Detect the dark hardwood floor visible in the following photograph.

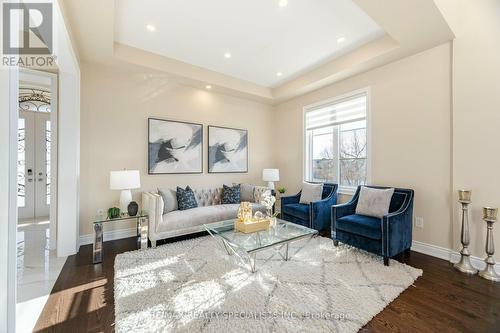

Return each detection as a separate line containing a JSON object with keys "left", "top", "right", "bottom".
{"left": 33, "top": 235, "right": 500, "bottom": 333}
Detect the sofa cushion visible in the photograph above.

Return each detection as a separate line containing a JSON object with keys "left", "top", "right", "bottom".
{"left": 176, "top": 186, "right": 198, "bottom": 210}
{"left": 283, "top": 203, "right": 310, "bottom": 221}
{"left": 355, "top": 186, "right": 394, "bottom": 218}
{"left": 336, "top": 214, "right": 381, "bottom": 240}
{"left": 157, "top": 203, "right": 267, "bottom": 233}
{"left": 221, "top": 184, "right": 241, "bottom": 204}
{"left": 158, "top": 188, "right": 178, "bottom": 214}
{"left": 299, "top": 182, "right": 323, "bottom": 204}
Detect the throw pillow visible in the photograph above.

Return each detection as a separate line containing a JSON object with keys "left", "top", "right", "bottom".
{"left": 355, "top": 186, "right": 395, "bottom": 218}
{"left": 239, "top": 183, "right": 255, "bottom": 202}
{"left": 254, "top": 185, "right": 270, "bottom": 203}
{"left": 158, "top": 188, "right": 178, "bottom": 214}
{"left": 299, "top": 182, "right": 323, "bottom": 204}
{"left": 221, "top": 184, "right": 241, "bottom": 204}
{"left": 176, "top": 186, "right": 198, "bottom": 210}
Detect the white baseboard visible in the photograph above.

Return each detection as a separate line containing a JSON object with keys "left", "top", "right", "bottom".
{"left": 79, "top": 227, "right": 137, "bottom": 247}
{"left": 411, "top": 240, "right": 500, "bottom": 272}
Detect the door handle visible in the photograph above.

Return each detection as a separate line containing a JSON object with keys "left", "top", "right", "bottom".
{"left": 27, "top": 178, "right": 33, "bottom": 182}
{"left": 38, "top": 178, "right": 44, "bottom": 182}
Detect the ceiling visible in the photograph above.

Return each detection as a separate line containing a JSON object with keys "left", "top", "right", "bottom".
{"left": 62, "top": 0, "right": 455, "bottom": 104}
{"left": 114, "top": 0, "right": 385, "bottom": 87}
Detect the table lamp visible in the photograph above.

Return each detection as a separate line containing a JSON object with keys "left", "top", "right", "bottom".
{"left": 262, "top": 168, "right": 279, "bottom": 190}
{"left": 110, "top": 170, "right": 141, "bottom": 213}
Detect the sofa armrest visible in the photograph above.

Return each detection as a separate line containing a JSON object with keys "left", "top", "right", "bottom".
{"left": 281, "top": 192, "right": 301, "bottom": 206}
{"left": 142, "top": 192, "right": 164, "bottom": 241}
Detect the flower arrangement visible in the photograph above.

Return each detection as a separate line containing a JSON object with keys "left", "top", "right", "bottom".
{"left": 260, "top": 190, "right": 277, "bottom": 217}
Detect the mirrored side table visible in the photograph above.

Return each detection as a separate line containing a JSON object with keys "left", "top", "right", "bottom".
{"left": 92, "top": 212, "right": 149, "bottom": 264}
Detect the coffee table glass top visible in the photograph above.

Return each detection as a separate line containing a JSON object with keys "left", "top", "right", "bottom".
{"left": 204, "top": 218, "right": 318, "bottom": 253}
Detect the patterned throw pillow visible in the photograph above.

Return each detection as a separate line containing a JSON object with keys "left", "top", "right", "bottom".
{"left": 221, "top": 184, "right": 241, "bottom": 204}
{"left": 176, "top": 186, "right": 198, "bottom": 210}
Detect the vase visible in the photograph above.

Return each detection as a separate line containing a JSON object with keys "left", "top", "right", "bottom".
{"left": 127, "top": 201, "right": 139, "bottom": 216}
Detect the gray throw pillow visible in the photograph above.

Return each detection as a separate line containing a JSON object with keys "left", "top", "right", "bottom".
{"left": 158, "top": 188, "right": 178, "bottom": 214}
{"left": 240, "top": 183, "right": 255, "bottom": 202}
{"left": 355, "top": 186, "right": 395, "bottom": 218}
{"left": 299, "top": 182, "right": 323, "bottom": 204}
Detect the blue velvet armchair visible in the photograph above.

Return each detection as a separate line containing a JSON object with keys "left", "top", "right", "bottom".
{"left": 281, "top": 183, "right": 338, "bottom": 231}
{"left": 331, "top": 186, "right": 414, "bottom": 266}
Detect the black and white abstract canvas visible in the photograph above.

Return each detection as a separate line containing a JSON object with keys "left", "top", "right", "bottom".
{"left": 148, "top": 118, "right": 203, "bottom": 174}
{"left": 208, "top": 126, "right": 248, "bottom": 173}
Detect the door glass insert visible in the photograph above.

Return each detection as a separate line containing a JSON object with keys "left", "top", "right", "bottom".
{"left": 17, "top": 118, "right": 26, "bottom": 208}
{"left": 46, "top": 120, "right": 51, "bottom": 205}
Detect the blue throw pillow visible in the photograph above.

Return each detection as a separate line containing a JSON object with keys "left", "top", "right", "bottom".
{"left": 221, "top": 184, "right": 241, "bottom": 204}
{"left": 176, "top": 186, "right": 198, "bottom": 210}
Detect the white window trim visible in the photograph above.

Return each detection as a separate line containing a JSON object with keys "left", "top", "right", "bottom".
{"left": 302, "top": 87, "right": 372, "bottom": 196}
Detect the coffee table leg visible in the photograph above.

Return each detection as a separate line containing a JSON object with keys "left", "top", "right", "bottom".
{"left": 249, "top": 253, "right": 257, "bottom": 273}
{"left": 284, "top": 243, "right": 289, "bottom": 261}
{"left": 93, "top": 222, "right": 103, "bottom": 264}
{"left": 222, "top": 240, "right": 233, "bottom": 255}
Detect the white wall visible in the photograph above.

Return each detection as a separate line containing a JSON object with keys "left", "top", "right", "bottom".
{"left": 448, "top": 0, "right": 500, "bottom": 258}
{"left": 79, "top": 62, "right": 275, "bottom": 237}
{"left": 273, "top": 44, "right": 453, "bottom": 250}
{"left": 54, "top": 0, "right": 81, "bottom": 256}
{"left": 0, "top": 66, "right": 17, "bottom": 333}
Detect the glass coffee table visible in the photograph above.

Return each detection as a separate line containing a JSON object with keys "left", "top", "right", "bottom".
{"left": 204, "top": 218, "right": 318, "bottom": 273}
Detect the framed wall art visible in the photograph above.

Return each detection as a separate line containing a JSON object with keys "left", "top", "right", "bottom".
{"left": 208, "top": 125, "right": 248, "bottom": 173}
{"left": 148, "top": 118, "right": 203, "bottom": 174}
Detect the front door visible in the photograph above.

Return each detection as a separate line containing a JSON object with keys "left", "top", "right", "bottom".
{"left": 18, "top": 110, "right": 51, "bottom": 220}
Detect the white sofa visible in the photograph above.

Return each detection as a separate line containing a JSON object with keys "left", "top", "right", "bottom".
{"left": 142, "top": 186, "right": 270, "bottom": 247}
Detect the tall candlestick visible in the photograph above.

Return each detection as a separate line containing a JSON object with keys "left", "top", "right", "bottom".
{"left": 478, "top": 207, "right": 500, "bottom": 282}
{"left": 454, "top": 190, "right": 477, "bottom": 274}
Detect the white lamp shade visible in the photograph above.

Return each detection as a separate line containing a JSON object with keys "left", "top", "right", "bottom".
{"left": 109, "top": 170, "right": 141, "bottom": 190}
{"left": 262, "top": 168, "right": 280, "bottom": 182}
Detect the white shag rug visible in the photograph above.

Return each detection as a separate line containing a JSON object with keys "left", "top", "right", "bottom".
{"left": 114, "top": 236, "right": 422, "bottom": 333}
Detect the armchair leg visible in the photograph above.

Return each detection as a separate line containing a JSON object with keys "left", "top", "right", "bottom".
{"left": 383, "top": 256, "right": 389, "bottom": 266}
{"left": 333, "top": 240, "right": 339, "bottom": 246}
{"left": 151, "top": 240, "right": 157, "bottom": 248}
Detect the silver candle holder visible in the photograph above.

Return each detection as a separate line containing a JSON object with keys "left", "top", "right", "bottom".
{"left": 454, "top": 190, "right": 477, "bottom": 274}
{"left": 478, "top": 207, "right": 500, "bottom": 282}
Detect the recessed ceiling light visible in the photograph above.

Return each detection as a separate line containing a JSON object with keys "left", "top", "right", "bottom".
{"left": 337, "top": 37, "right": 346, "bottom": 43}
{"left": 146, "top": 24, "right": 156, "bottom": 32}
{"left": 279, "top": 0, "right": 288, "bottom": 8}
{"left": 276, "top": 72, "right": 283, "bottom": 77}
{"left": 205, "top": 85, "right": 212, "bottom": 90}
{"left": 224, "top": 52, "right": 232, "bottom": 59}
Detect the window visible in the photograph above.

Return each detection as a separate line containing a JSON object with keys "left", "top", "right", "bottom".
{"left": 304, "top": 91, "right": 368, "bottom": 193}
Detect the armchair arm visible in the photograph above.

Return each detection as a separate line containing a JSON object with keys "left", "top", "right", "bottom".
{"left": 331, "top": 199, "right": 358, "bottom": 238}
{"left": 382, "top": 195, "right": 414, "bottom": 257}
{"left": 281, "top": 191, "right": 301, "bottom": 206}
{"left": 310, "top": 191, "right": 338, "bottom": 230}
